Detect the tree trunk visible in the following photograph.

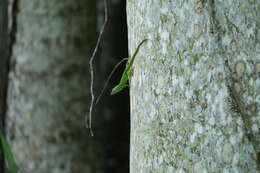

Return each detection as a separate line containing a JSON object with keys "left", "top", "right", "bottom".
{"left": 128, "top": 0, "right": 259, "bottom": 172}
{"left": 6, "top": 0, "right": 105, "bottom": 172}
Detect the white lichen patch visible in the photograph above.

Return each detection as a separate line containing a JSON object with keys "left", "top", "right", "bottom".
{"left": 190, "top": 132, "right": 197, "bottom": 143}
{"left": 167, "top": 166, "right": 175, "bottom": 172}
{"left": 177, "top": 168, "right": 185, "bottom": 173}
{"left": 208, "top": 116, "right": 216, "bottom": 125}
{"left": 194, "top": 24, "right": 202, "bottom": 39}
{"left": 222, "top": 143, "right": 233, "bottom": 163}
{"left": 234, "top": 82, "right": 242, "bottom": 93}
{"left": 222, "top": 34, "right": 232, "bottom": 46}
{"left": 195, "top": 0, "right": 204, "bottom": 13}
{"left": 230, "top": 40, "right": 238, "bottom": 52}
{"left": 229, "top": 135, "right": 238, "bottom": 146}
{"left": 195, "top": 123, "right": 204, "bottom": 134}
{"left": 194, "top": 161, "right": 208, "bottom": 173}
{"left": 235, "top": 61, "right": 246, "bottom": 78}
{"left": 232, "top": 153, "right": 240, "bottom": 167}
{"left": 193, "top": 161, "right": 202, "bottom": 173}
{"left": 236, "top": 117, "right": 243, "bottom": 126}
{"left": 145, "top": 104, "right": 157, "bottom": 123}
{"left": 211, "top": 85, "right": 229, "bottom": 116}
{"left": 251, "top": 124, "right": 259, "bottom": 133}
{"left": 255, "top": 62, "right": 260, "bottom": 73}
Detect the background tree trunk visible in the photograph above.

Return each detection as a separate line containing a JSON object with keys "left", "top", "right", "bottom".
{"left": 128, "top": 0, "right": 259, "bottom": 172}
{"left": 6, "top": 0, "right": 106, "bottom": 172}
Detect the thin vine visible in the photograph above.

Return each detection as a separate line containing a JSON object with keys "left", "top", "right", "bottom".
{"left": 87, "top": 0, "right": 108, "bottom": 136}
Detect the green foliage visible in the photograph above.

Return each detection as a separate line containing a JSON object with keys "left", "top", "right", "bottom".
{"left": 0, "top": 131, "right": 18, "bottom": 173}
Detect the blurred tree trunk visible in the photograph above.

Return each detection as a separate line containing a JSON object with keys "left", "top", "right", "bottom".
{"left": 128, "top": 0, "right": 259, "bottom": 172}
{"left": 0, "top": 0, "right": 8, "bottom": 171}
{"left": 6, "top": 0, "right": 106, "bottom": 172}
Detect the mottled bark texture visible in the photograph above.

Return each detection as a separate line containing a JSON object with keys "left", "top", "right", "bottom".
{"left": 0, "top": 0, "right": 8, "bottom": 171}
{"left": 128, "top": 0, "right": 259, "bottom": 172}
{"left": 6, "top": 0, "right": 105, "bottom": 172}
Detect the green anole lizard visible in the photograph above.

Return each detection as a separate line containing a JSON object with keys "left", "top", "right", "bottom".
{"left": 111, "top": 39, "right": 148, "bottom": 95}
{"left": 90, "top": 39, "right": 148, "bottom": 136}
{"left": 0, "top": 131, "right": 18, "bottom": 173}
{"left": 95, "top": 39, "right": 148, "bottom": 104}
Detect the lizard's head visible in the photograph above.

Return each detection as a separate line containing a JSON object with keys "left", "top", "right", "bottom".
{"left": 111, "top": 85, "right": 124, "bottom": 95}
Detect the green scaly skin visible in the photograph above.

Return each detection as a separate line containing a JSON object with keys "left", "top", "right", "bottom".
{"left": 111, "top": 39, "right": 148, "bottom": 95}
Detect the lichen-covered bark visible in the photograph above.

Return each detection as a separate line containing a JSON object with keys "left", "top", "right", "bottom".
{"left": 128, "top": 0, "right": 259, "bottom": 172}
{"left": 6, "top": 0, "right": 105, "bottom": 172}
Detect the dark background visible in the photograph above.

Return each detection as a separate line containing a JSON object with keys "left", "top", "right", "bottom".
{"left": 97, "top": 0, "right": 130, "bottom": 172}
